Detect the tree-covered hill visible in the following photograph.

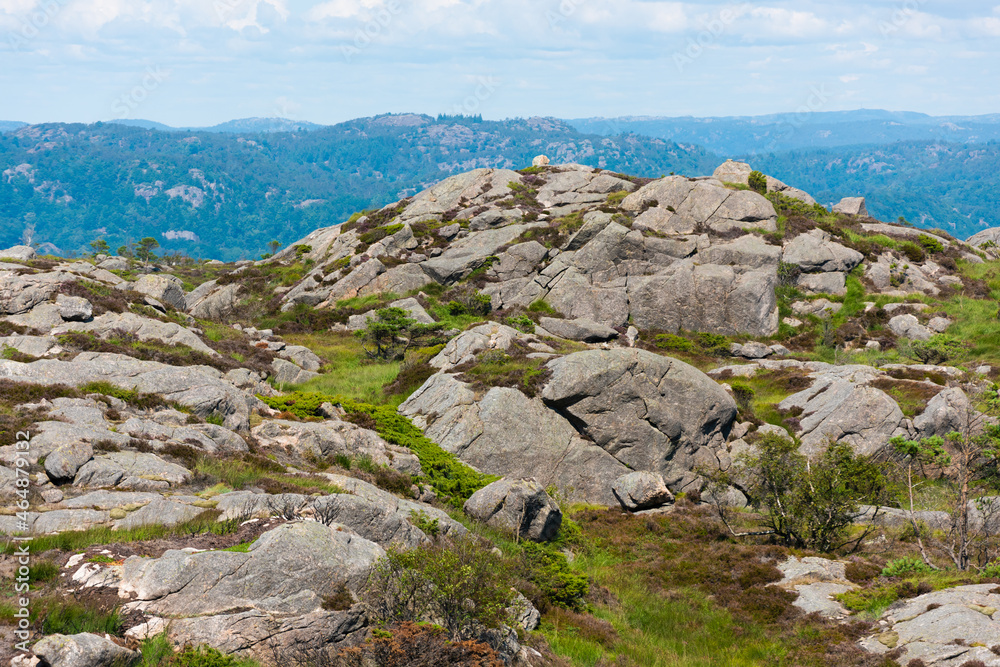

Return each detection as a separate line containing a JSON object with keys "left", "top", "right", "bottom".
{"left": 749, "top": 140, "right": 1000, "bottom": 238}
{"left": 0, "top": 115, "right": 716, "bottom": 261}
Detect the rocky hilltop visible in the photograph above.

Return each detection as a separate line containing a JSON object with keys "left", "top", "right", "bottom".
{"left": 4, "top": 159, "right": 1000, "bottom": 666}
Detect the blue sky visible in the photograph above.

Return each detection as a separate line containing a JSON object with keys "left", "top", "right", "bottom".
{"left": 1, "top": 0, "right": 998, "bottom": 126}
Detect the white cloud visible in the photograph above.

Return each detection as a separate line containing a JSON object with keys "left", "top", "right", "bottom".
{"left": 839, "top": 74, "right": 859, "bottom": 83}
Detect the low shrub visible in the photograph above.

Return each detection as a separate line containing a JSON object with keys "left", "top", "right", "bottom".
{"left": 364, "top": 539, "right": 519, "bottom": 641}
{"left": 654, "top": 334, "right": 695, "bottom": 352}
{"left": 882, "top": 557, "right": 934, "bottom": 578}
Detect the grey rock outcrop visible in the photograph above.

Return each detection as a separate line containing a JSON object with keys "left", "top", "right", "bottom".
{"left": 913, "top": 387, "right": 970, "bottom": 439}
{"left": 861, "top": 584, "right": 1000, "bottom": 665}
{"left": 833, "top": 197, "right": 868, "bottom": 217}
{"left": 53, "top": 312, "right": 216, "bottom": 355}
{"left": 782, "top": 229, "right": 863, "bottom": 273}
{"left": 538, "top": 316, "right": 618, "bottom": 343}
{"left": 628, "top": 260, "right": 779, "bottom": 336}
{"left": 612, "top": 471, "right": 674, "bottom": 511}
{"left": 400, "top": 373, "right": 628, "bottom": 504}
{"left": 778, "top": 375, "right": 903, "bottom": 457}
{"left": 542, "top": 349, "right": 737, "bottom": 490}
{"left": 464, "top": 478, "right": 562, "bottom": 542}
{"left": 132, "top": 274, "right": 187, "bottom": 311}
{"left": 120, "top": 522, "right": 384, "bottom": 616}
{"left": 74, "top": 452, "right": 192, "bottom": 490}
{"left": 32, "top": 633, "right": 138, "bottom": 667}
{"left": 0, "top": 353, "right": 260, "bottom": 431}
{"left": 270, "top": 358, "right": 319, "bottom": 385}
{"left": 44, "top": 442, "right": 94, "bottom": 484}
{"left": 187, "top": 283, "right": 242, "bottom": 320}
{"left": 55, "top": 294, "right": 93, "bottom": 322}
{"left": 0, "top": 245, "right": 37, "bottom": 262}
{"left": 888, "top": 314, "right": 934, "bottom": 341}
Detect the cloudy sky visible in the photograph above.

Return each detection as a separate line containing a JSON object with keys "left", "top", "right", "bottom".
{"left": 1, "top": 0, "right": 998, "bottom": 126}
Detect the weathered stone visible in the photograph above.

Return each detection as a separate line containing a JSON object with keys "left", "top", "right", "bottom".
{"left": 188, "top": 283, "right": 242, "bottom": 320}
{"left": 32, "top": 633, "right": 138, "bottom": 667}
{"left": 132, "top": 274, "right": 187, "bottom": 310}
{"left": 833, "top": 197, "right": 868, "bottom": 216}
{"left": 251, "top": 419, "right": 401, "bottom": 470}
{"left": 778, "top": 377, "right": 903, "bottom": 457}
{"left": 913, "top": 387, "right": 969, "bottom": 439}
{"left": 114, "top": 499, "right": 209, "bottom": 530}
{"left": 119, "top": 522, "right": 385, "bottom": 616}
{"left": 782, "top": 229, "right": 864, "bottom": 273}
{"left": 611, "top": 471, "right": 673, "bottom": 511}
{"left": 464, "top": 478, "right": 562, "bottom": 542}
{"left": 55, "top": 294, "right": 93, "bottom": 322}
{"left": 44, "top": 441, "right": 94, "bottom": 484}
{"left": 796, "top": 271, "right": 847, "bottom": 296}
{"left": 888, "top": 314, "right": 934, "bottom": 341}
{"left": 541, "top": 349, "right": 736, "bottom": 490}
{"left": 629, "top": 260, "right": 779, "bottom": 336}
{"left": 53, "top": 312, "right": 216, "bottom": 356}
{"left": 74, "top": 452, "right": 192, "bottom": 490}
{"left": 421, "top": 224, "right": 542, "bottom": 284}
{"left": 271, "top": 358, "right": 320, "bottom": 385}
{"left": 0, "top": 245, "right": 36, "bottom": 262}
{"left": 0, "top": 353, "right": 258, "bottom": 431}
{"left": 699, "top": 235, "right": 781, "bottom": 269}
{"left": 400, "top": 374, "right": 628, "bottom": 504}
{"left": 538, "top": 317, "right": 618, "bottom": 343}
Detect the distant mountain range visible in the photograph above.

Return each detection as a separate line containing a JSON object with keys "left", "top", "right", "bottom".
{"left": 110, "top": 117, "right": 326, "bottom": 134}
{"left": 0, "top": 121, "right": 27, "bottom": 133}
{"left": 566, "top": 109, "right": 1000, "bottom": 155}
{"left": 3, "top": 110, "right": 1000, "bottom": 259}
{"left": 0, "top": 115, "right": 714, "bottom": 260}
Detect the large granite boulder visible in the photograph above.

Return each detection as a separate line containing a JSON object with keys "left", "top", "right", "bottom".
{"left": 0, "top": 245, "right": 36, "bottom": 262}
{"left": 782, "top": 229, "right": 864, "bottom": 273}
{"left": 400, "top": 374, "right": 628, "bottom": 504}
{"left": 628, "top": 260, "right": 779, "bottom": 336}
{"left": 464, "top": 478, "right": 562, "bottom": 542}
{"left": 778, "top": 375, "right": 903, "bottom": 457}
{"left": 541, "top": 349, "right": 737, "bottom": 490}
{"left": 44, "top": 442, "right": 94, "bottom": 484}
{"left": 861, "top": 584, "right": 1000, "bottom": 665}
{"left": 32, "top": 633, "right": 138, "bottom": 667}
{"left": 0, "top": 353, "right": 259, "bottom": 431}
{"left": 833, "top": 197, "right": 868, "bottom": 217}
{"left": 132, "top": 274, "right": 187, "bottom": 310}
{"left": 120, "top": 521, "right": 384, "bottom": 617}
{"left": 53, "top": 312, "right": 216, "bottom": 355}
{"left": 187, "top": 283, "right": 242, "bottom": 320}
{"left": 612, "top": 471, "right": 674, "bottom": 511}
{"left": 913, "top": 387, "right": 971, "bottom": 439}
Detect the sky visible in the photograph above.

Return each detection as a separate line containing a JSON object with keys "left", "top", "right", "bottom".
{"left": 1, "top": 0, "right": 999, "bottom": 126}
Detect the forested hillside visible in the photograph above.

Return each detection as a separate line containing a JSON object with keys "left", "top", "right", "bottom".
{"left": 0, "top": 115, "right": 715, "bottom": 260}
{"left": 750, "top": 140, "right": 1000, "bottom": 238}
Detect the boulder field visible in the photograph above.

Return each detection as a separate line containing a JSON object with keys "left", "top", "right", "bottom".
{"left": 3, "top": 158, "right": 999, "bottom": 666}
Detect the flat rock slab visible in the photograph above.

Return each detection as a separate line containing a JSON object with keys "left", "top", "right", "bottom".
{"left": 113, "top": 499, "right": 209, "bottom": 530}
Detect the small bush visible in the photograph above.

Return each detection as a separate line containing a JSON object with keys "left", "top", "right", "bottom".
{"left": 655, "top": 334, "right": 694, "bottom": 352}
{"left": 364, "top": 539, "right": 519, "bottom": 641}
{"left": 748, "top": 170, "right": 767, "bottom": 195}
{"left": 881, "top": 557, "right": 933, "bottom": 578}
{"left": 29, "top": 560, "right": 60, "bottom": 583}
{"left": 900, "top": 241, "right": 926, "bottom": 263}
{"left": 505, "top": 315, "right": 536, "bottom": 333}
{"left": 918, "top": 234, "right": 945, "bottom": 254}
{"left": 527, "top": 299, "right": 557, "bottom": 315}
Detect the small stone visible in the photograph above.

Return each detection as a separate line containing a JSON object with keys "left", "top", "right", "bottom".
{"left": 783, "top": 317, "right": 803, "bottom": 328}
{"left": 532, "top": 155, "right": 550, "bottom": 167}
{"left": 866, "top": 341, "right": 882, "bottom": 351}
{"left": 41, "top": 488, "right": 64, "bottom": 504}
{"left": 928, "top": 317, "right": 952, "bottom": 333}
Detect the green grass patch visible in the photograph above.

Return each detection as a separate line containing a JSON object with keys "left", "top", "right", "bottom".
{"left": 282, "top": 331, "right": 403, "bottom": 404}
{"left": 258, "top": 392, "right": 495, "bottom": 505}
{"left": 42, "top": 602, "right": 123, "bottom": 636}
